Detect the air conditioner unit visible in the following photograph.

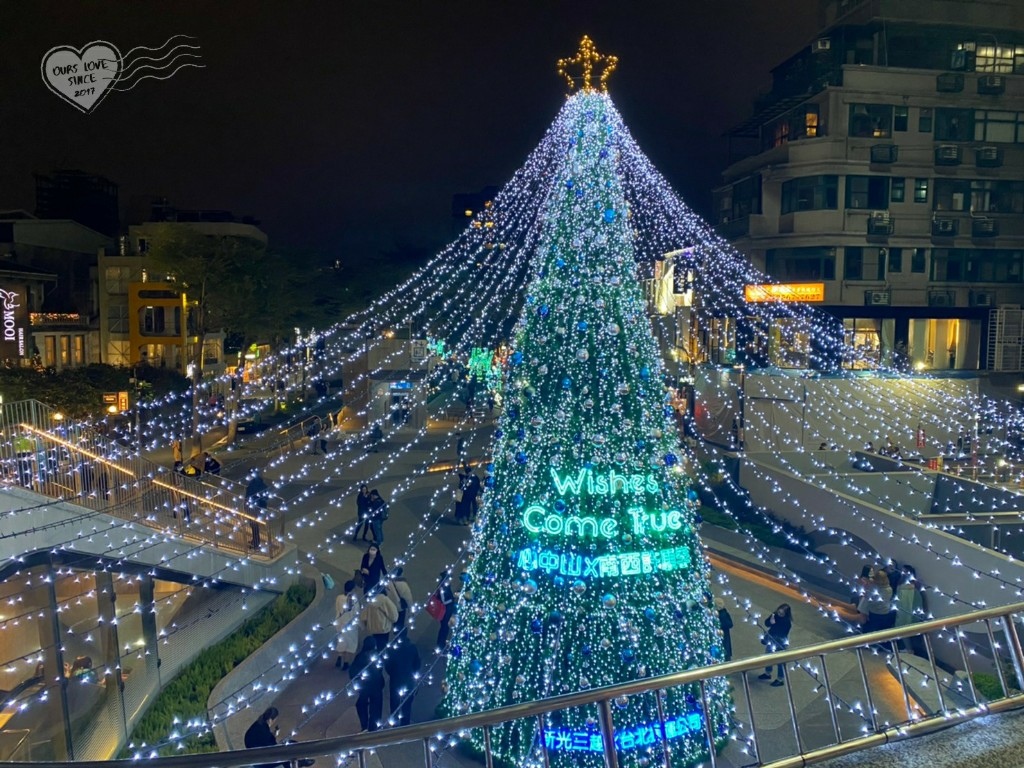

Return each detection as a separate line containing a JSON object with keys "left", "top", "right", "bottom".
{"left": 971, "top": 291, "right": 994, "bottom": 307}
{"left": 932, "top": 217, "right": 958, "bottom": 236}
{"left": 813, "top": 38, "right": 832, "bottom": 53}
{"left": 870, "top": 144, "right": 898, "bottom": 163}
{"left": 977, "top": 146, "right": 1003, "bottom": 167}
{"left": 979, "top": 74, "right": 1006, "bottom": 94}
{"left": 929, "top": 292, "right": 954, "bottom": 307}
{"left": 865, "top": 290, "right": 891, "bottom": 306}
{"left": 937, "top": 73, "right": 965, "bottom": 92}
{"left": 935, "top": 144, "right": 962, "bottom": 165}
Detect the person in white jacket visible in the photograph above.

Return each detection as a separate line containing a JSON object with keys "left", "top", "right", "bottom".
{"left": 334, "top": 580, "right": 361, "bottom": 671}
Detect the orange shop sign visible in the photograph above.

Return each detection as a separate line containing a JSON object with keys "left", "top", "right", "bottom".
{"left": 744, "top": 283, "right": 825, "bottom": 303}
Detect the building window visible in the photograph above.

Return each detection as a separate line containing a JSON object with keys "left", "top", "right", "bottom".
{"left": 843, "top": 247, "right": 885, "bottom": 281}
{"left": 957, "top": 42, "right": 1024, "bottom": 74}
{"left": 919, "top": 108, "right": 933, "bottom": 133}
{"left": 765, "top": 105, "right": 821, "bottom": 150}
{"left": 73, "top": 336, "right": 84, "bottom": 365}
{"left": 932, "top": 248, "right": 1024, "bottom": 282}
{"left": 60, "top": 336, "right": 70, "bottom": 366}
{"left": 934, "top": 179, "right": 1024, "bottom": 214}
{"left": 44, "top": 336, "right": 56, "bottom": 368}
{"left": 910, "top": 248, "right": 927, "bottom": 273}
{"left": 931, "top": 249, "right": 965, "bottom": 281}
{"left": 845, "top": 176, "right": 890, "bottom": 209}
{"left": 107, "top": 303, "right": 129, "bottom": 334}
{"left": 780, "top": 175, "right": 838, "bottom": 214}
{"left": 894, "top": 106, "right": 909, "bottom": 132}
{"left": 107, "top": 341, "right": 129, "bottom": 366}
{"left": 765, "top": 247, "right": 836, "bottom": 281}
{"left": 137, "top": 238, "right": 149, "bottom": 254}
{"left": 104, "top": 266, "right": 133, "bottom": 295}
{"left": 890, "top": 178, "right": 906, "bottom": 203}
{"left": 913, "top": 179, "right": 929, "bottom": 204}
{"left": 974, "top": 110, "right": 1024, "bottom": 144}
{"left": 887, "top": 247, "right": 902, "bottom": 273}
{"left": 935, "top": 108, "right": 974, "bottom": 141}
{"left": 849, "top": 104, "right": 894, "bottom": 138}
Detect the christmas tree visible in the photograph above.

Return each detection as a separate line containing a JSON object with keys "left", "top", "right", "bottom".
{"left": 442, "top": 39, "right": 733, "bottom": 768}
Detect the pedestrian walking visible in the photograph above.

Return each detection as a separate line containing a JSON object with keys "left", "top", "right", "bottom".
{"left": 455, "top": 432, "right": 465, "bottom": 463}
{"left": 245, "top": 468, "right": 270, "bottom": 549}
{"left": 171, "top": 437, "right": 183, "bottom": 466}
{"left": 368, "top": 489, "right": 389, "bottom": 544}
{"left": 243, "top": 707, "right": 291, "bottom": 768}
{"left": 758, "top": 604, "right": 792, "bottom": 685}
{"left": 350, "top": 638, "right": 384, "bottom": 732}
{"left": 384, "top": 629, "right": 422, "bottom": 726}
{"left": 352, "top": 484, "right": 373, "bottom": 542}
{"left": 360, "top": 544, "right": 388, "bottom": 592}
{"left": 202, "top": 451, "right": 221, "bottom": 475}
{"left": 715, "top": 598, "right": 733, "bottom": 662}
{"left": 486, "top": 392, "right": 496, "bottom": 416}
{"left": 361, "top": 589, "right": 399, "bottom": 655}
{"left": 436, "top": 572, "right": 456, "bottom": 650}
{"left": 334, "top": 580, "right": 361, "bottom": 671}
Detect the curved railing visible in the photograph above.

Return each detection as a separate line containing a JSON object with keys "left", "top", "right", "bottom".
{"left": 20, "top": 601, "right": 1024, "bottom": 768}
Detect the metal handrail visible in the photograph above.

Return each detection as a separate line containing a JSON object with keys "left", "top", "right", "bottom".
{"left": 24, "top": 600, "right": 1024, "bottom": 768}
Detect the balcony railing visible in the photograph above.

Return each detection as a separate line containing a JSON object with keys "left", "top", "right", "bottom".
{"left": 41, "top": 601, "right": 1024, "bottom": 768}
{"left": 0, "top": 400, "right": 281, "bottom": 560}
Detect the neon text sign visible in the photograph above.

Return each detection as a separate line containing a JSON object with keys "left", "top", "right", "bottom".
{"left": 551, "top": 467, "right": 659, "bottom": 497}
{"left": 543, "top": 712, "right": 703, "bottom": 752}
{"left": 516, "top": 544, "right": 691, "bottom": 579}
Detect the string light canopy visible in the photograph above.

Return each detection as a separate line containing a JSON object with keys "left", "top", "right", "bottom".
{"left": 556, "top": 35, "right": 619, "bottom": 94}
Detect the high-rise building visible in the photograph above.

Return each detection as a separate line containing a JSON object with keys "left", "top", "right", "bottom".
{"left": 715, "top": 0, "right": 1024, "bottom": 373}
{"left": 34, "top": 170, "right": 119, "bottom": 238}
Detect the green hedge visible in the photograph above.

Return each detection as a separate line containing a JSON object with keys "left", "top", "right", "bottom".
{"left": 122, "top": 582, "right": 315, "bottom": 757}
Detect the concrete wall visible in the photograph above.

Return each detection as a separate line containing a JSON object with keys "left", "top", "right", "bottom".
{"left": 740, "top": 453, "right": 1024, "bottom": 618}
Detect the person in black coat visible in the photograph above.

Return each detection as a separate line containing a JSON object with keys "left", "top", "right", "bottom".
{"left": 350, "top": 637, "right": 384, "bottom": 732}
{"left": 436, "top": 572, "right": 456, "bottom": 649}
{"left": 360, "top": 544, "right": 387, "bottom": 592}
{"left": 384, "top": 630, "right": 422, "bottom": 726}
{"left": 758, "top": 604, "right": 793, "bottom": 685}
{"left": 465, "top": 471, "right": 482, "bottom": 522}
{"left": 715, "top": 598, "right": 734, "bottom": 662}
{"left": 244, "top": 707, "right": 288, "bottom": 768}
{"left": 352, "top": 484, "right": 373, "bottom": 542}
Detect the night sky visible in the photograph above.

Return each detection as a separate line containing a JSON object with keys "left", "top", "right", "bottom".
{"left": 1, "top": 1, "right": 818, "bottom": 260}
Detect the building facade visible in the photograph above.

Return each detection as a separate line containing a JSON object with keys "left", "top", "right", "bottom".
{"left": 714, "top": 0, "right": 1024, "bottom": 372}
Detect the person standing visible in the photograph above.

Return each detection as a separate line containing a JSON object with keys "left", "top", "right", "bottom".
{"left": 171, "top": 437, "right": 183, "bottom": 466}
{"left": 384, "top": 629, "right": 422, "bottom": 726}
{"left": 715, "top": 598, "right": 734, "bottom": 662}
{"left": 758, "top": 604, "right": 792, "bottom": 686}
{"left": 385, "top": 567, "right": 413, "bottom": 630}
{"left": 894, "top": 565, "right": 929, "bottom": 656}
{"left": 243, "top": 707, "right": 289, "bottom": 768}
{"left": 455, "top": 432, "right": 465, "bottom": 463}
{"left": 202, "top": 452, "right": 221, "bottom": 475}
{"left": 349, "top": 638, "right": 384, "bottom": 732}
{"left": 306, "top": 416, "right": 322, "bottom": 455}
{"left": 245, "top": 468, "right": 269, "bottom": 550}
{"left": 857, "top": 568, "right": 895, "bottom": 633}
{"left": 359, "top": 544, "right": 388, "bottom": 592}
{"left": 436, "top": 572, "right": 456, "bottom": 650}
{"left": 361, "top": 588, "right": 399, "bottom": 655}
{"left": 453, "top": 467, "right": 472, "bottom": 526}
{"left": 368, "top": 489, "right": 389, "bottom": 545}
{"left": 352, "top": 484, "right": 373, "bottom": 542}
{"left": 334, "top": 580, "right": 361, "bottom": 671}
{"left": 465, "top": 469, "right": 482, "bottom": 523}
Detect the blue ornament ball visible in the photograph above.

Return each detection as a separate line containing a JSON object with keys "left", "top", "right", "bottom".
{"left": 485, "top": 476, "right": 495, "bottom": 488}
{"left": 495, "top": 429, "right": 504, "bottom": 440}
{"left": 511, "top": 352, "right": 523, "bottom": 366}
{"left": 664, "top": 453, "right": 678, "bottom": 467}
{"left": 599, "top": 148, "right": 609, "bottom": 159}
{"left": 574, "top": 188, "right": 585, "bottom": 199}
{"left": 555, "top": 257, "right": 566, "bottom": 268}
{"left": 644, "top": 607, "right": 657, "bottom": 621}
{"left": 562, "top": 377, "right": 572, "bottom": 390}
{"left": 573, "top": 432, "right": 583, "bottom": 444}
{"left": 515, "top": 451, "right": 528, "bottom": 465}
{"left": 538, "top": 304, "right": 550, "bottom": 318}
{"left": 639, "top": 366, "right": 651, "bottom": 380}
{"left": 550, "top": 610, "right": 564, "bottom": 624}
{"left": 460, "top": 572, "right": 471, "bottom": 583}
{"left": 603, "top": 209, "right": 616, "bottom": 223}
{"left": 470, "top": 659, "right": 483, "bottom": 674}
{"left": 687, "top": 489, "right": 698, "bottom": 501}
{"left": 512, "top": 493, "right": 525, "bottom": 508}
{"left": 601, "top": 593, "right": 617, "bottom": 609}
{"left": 582, "top": 644, "right": 592, "bottom": 657}
{"left": 621, "top": 648, "right": 635, "bottom": 663}
{"left": 554, "top": 499, "right": 567, "bottom": 512}
{"left": 565, "top": 179, "right": 574, "bottom": 189}
{"left": 530, "top": 618, "right": 543, "bottom": 634}
{"left": 553, "top": 575, "right": 565, "bottom": 588}
{"left": 450, "top": 645, "right": 462, "bottom": 659}
{"left": 516, "top": 427, "right": 525, "bottom": 440}
{"left": 577, "top": 320, "right": 588, "bottom": 332}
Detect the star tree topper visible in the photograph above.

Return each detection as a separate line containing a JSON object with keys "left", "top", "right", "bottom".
{"left": 557, "top": 35, "right": 618, "bottom": 94}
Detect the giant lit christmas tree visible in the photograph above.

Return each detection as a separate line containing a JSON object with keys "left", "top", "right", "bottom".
{"left": 443, "top": 38, "right": 733, "bottom": 768}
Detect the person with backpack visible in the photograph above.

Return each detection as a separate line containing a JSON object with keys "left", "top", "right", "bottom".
{"left": 368, "top": 488, "right": 389, "bottom": 544}
{"left": 385, "top": 567, "right": 413, "bottom": 630}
